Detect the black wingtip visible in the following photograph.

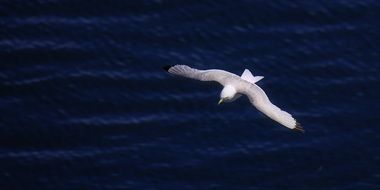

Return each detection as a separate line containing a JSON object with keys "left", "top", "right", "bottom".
{"left": 294, "top": 122, "right": 305, "bottom": 133}
{"left": 163, "top": 65, "right": 173, "bottom": 72}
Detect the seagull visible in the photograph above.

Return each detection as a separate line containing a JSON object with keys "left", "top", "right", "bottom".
{"left": 164, "top": 65, "right": 304, "bottom": 132}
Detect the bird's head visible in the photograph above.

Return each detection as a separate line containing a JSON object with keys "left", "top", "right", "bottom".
{"left": 218, "top": 85, "right": 237, "bottom": 104}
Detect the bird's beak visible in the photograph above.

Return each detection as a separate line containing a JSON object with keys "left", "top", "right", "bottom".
{"left": 218, "top": 99, "right": 224, "bottom": 105}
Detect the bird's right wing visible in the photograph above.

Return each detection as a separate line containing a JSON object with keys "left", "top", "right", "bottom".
{"left": 164, "top": 65, "right": 236, "bottom": 86}
{"left": 237, "top": 83, "right": 304, "bottom": 132}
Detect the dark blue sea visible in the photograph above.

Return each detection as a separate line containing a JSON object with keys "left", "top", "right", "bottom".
{"left": 1, "top": 0, "right": 379, "bottom": 189}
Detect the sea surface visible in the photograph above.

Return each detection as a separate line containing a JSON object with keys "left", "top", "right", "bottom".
{"left": 0, "top": 0, "right": 379, "bottom": 189}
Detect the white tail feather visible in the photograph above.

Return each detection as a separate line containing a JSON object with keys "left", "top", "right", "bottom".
{"left": 241, "top": 69, "right": 264, "bottom": 84}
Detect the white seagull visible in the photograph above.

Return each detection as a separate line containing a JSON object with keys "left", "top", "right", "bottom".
{"left": 164, "top": 65, "right": 304, "bottom": 132}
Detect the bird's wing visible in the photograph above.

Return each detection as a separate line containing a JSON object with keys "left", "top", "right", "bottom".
{"left": 164, "top": 65, "right": 237, "bottom": 86}
{"left": 236, "top": 82, "right": 304, "bottom": 132}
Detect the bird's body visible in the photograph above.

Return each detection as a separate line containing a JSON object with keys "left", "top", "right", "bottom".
{"left": 164, "top": 65, "right": 304, "bottom": 132}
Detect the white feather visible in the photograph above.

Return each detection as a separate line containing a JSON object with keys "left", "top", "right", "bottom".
{"left": 241, "top": 69, "right": 264, "bottom": 83}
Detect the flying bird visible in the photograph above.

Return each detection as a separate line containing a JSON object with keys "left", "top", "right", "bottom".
{"left": 164, "top": 65, "right": 304, "bottom": 132}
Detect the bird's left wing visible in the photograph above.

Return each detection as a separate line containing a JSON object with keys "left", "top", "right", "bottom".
{"left": 236, "top": 82, "right": 304, "bottom": 132}
{"left": 164, "top": 65, "right": 236, "bottom": 86}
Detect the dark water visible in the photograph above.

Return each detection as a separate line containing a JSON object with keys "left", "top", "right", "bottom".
{"left": 1, "top": 0, "right": 379, "bottom": 189}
